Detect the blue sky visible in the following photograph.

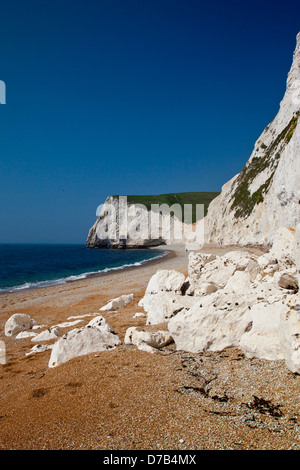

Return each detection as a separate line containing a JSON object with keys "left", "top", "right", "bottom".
{"left": 0, "top": 0, "right": 299, "bottom": 243}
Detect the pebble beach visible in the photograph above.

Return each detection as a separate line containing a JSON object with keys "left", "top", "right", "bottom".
{"left": 1, "top": 244, "right": 300, "bottom": 451}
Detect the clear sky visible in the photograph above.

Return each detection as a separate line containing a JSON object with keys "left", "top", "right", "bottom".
{"left": 0, "top": 0, "right": 299, "bottom": 243}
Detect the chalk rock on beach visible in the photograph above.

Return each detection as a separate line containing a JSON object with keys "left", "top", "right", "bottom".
{"left": 188, "top": 252, "right": 216, "bottom": 283}
{"left": 16, "top": 331, "right": 38, "bottom": 339}
{"left": 4, "top": 314, "right": 38, "bottom": 337}
{"left": 240, "top": 301, "right": 289, "bottom": 361}
{"left": 145, "top": 270, "right": 186, "bottom": 295}
{"left": 26, "top": 344, "right": 53, "bottom": 356}
{"left": 140, "top": 292, "right": 195, "bottom": 326}
{"left": 32, "top": 327, "right": 61, "bottom": 343}
{"left": 132, "top": 312, "right": 146, "bottom": 318}
{"left": 279, "top": 295, "right": 300, "bottom": 373}
{"left": 168, "top": 293, "right": 253, "bottom": 353}
{"left": 48, "top": 316, "right": 121, "bottom": 368}
{"left": 55, "top": 320, "right": 83, "bottom": 328}
{"left": 124, "top": 327, "right": 173, "bottom": 353}
{"left": 99, "top": 294, "right": 135, "bottom": 311}
{"left": 267, "top": 227, "right": 297, "bottom": 268}
{"left": 138, "top": 270, "right": 195, "bottom": 325}
{"left": 0, "top": 340, "right": 6, "bottom": 365}
{"left": 86, "top": 315, "right": 115, "bottom": 333}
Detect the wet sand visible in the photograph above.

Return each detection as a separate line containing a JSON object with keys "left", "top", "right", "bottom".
{"left": 1, "top": 244, "right": 300, "bottom": 451}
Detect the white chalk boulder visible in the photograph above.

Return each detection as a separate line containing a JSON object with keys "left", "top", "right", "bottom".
{"left": 145, "top": 270, "right": 186, "bottom": 295}
{"left": 188, "top": 252, "right": 216, "bottom": 283}
{"left": 32, "top": 327, "right": 61, "bottom": 342}
{"left": 124, "top": 327, "right": 173, "bottom": 353}
{"left": 4, "top": 314, "right": 37, "bottom": 337}
{"left": 16, "top": 331, "right": 38, "bottom": 339}
{"left": 25, "top": 344, "right": 53, "bottom": 356}
{"left": 0, "top": 340, "right": 6, "bottom": 365}
{"left": 48, "top": 316, "right": 121, "bottom": 368}
{"left": 132, "top": 312, "right": 146, "bottom": 318}
{"left": 99, "top": 294, "right": 135, "bottom": 311}
{"left": 140, "top": 292, "right": 195, "bottom": 326}
{"left": 267, "top": 227, "right": 296, "bottom": 268}
{"left": 240, "top": 301, "right": 289, "bottom": 361}
{"left": 168, "top": 293, "right": 252, "bottom": 353}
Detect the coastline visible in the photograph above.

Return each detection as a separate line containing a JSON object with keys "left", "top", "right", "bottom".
{"left": 1, "top": 242, "right": 296, "bottom": 451}
{"left": 0, "top": 245, "right": 173, "bottom": 296}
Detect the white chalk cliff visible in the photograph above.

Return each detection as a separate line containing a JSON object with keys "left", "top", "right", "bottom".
{"left": 86, "top": 195, "right": 200, "bottom": 248}
{"left": 132, "top": 34, "right": 300, "bottom": 374}
{"left": 87, "top": 196, "right": 165, "bottom": 248}
{"left": 203, "top": 33, "right": 300, "bottom": 246}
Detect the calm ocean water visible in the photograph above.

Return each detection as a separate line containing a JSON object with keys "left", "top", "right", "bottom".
{"left": 0, "top": 244, "right": 167, "bottom": 293}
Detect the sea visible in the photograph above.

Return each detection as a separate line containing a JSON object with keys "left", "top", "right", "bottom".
{"left": 0, "top": 244, "right": 167, "bottom": 294}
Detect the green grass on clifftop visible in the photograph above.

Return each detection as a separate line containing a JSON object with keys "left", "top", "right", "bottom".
{"left": 122, "top": 192, "right": 220, "bottom": 223}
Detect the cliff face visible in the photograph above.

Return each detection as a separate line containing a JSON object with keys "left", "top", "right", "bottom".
{"left": 86, "top": 196, "right": 184, "bottom": 248}
{"left": 204, "top": 33, "right": 300, "bottom": 246}
{"left": 86, "top": 193, "right": 218, "bottom": 249}
{"left": 87, "top": 34, "right": 300, "bottom": 249}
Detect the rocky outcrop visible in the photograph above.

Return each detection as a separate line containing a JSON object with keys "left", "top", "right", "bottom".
{"left": 86, "top": 194, "right": 213, "bottom": 249}
{"left": 86, "top": 196, "right": 164, "bottom": 248}
{"left": 137, "top": 226, "right": 300, "bottom": 373}
{"left": 138, "top": 270, "right": 196, "bottom": 325}
{"left": 203, "top": 33, "right": 300, "bottom": 246}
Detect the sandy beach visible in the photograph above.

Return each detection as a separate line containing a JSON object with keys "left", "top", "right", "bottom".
{"left": 1, "top": 244, "right": 300, "bottom": 451}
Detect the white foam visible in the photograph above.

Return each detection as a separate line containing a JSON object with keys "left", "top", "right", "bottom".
{"left": 0, "top": 251, "right": 168, "bottom": 294}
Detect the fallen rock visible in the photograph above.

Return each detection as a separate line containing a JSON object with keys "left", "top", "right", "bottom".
{"left": 279, "top": 295, "right": 300, "bottom": 374}
{"left": 32, "top": 324, "right": 47, "bottom": 330}
{"left": 224, "top": 270, "right": 252, "bottom": 295}
{"left": 139, "top": 291, "right": 195, "bottom": 325}
{"left": 145, "top": 270, "right": 186, "bottom": 295}
{"left": 183, "top": 277, "right": 196, "bottom": 296}
{"left": 240, "top": 301, "right": 289, "bottom": 361}
{"left": 194, "top": 282, "right": 219, "bottom": 296}
{"left": 67, "top": 313, "right": 99, "bottom": 320}
{"left": 168, "top": 295, "right": 252, "bottom": 353}
{"left": 124, "top": 327, "right": 173, "bottom": 353}
{"left": 16, "top": 331, "right": 38, "bottom": 339}
{"left": 266, "top": 227, "right": 296, "bottom": 268}
{"left": 32, "top": 327, "right": 61, "bottom": 343}
{"left": 4, "top": 314, "right": 37, "bottom": 337}
{"left": 199, "top": 257, "right": 237, "bottom": 288}
{"left": 48, "top": 317, "right": 121, "bottom": 368}
{"left": 86, "top": 315, "right": 115, "bottom": 333}
{"left": 25, "top": 344, "right": 53, "bottom": 356}
{"left": 0, "top": 340, "right": 6, "bottom": 365}
{"left": 188, "top": 252, "right": 216, "bottom": 283}
{"left": 275, "top": 270, "right": 299, "bottom": 290}
{"left": 99, "top": 294, "right": 135, "bottom": 311}
{"left": 246, "top": 258, "right": 261, "bottom": 282}
{"left": 132, "top": 312, "right": 146, "bottom": 318}
{"left": 55, "top": 320, "right": 83, "bottom": 328}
